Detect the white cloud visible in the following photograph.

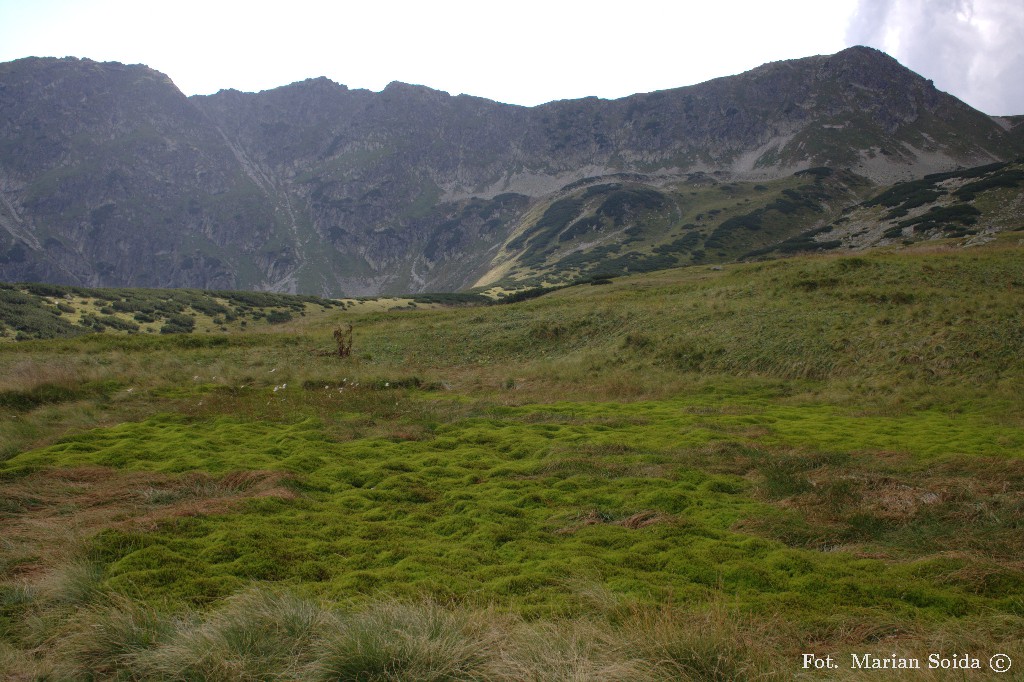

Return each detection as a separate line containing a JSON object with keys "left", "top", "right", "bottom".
{"left": 1, "top": 0, "right": 858, "bottom": 105}
{"left": 846, "top": 0, "right": 1024, "bottom": 115}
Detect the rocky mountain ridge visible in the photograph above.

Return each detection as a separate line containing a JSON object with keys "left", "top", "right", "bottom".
{"left": 1, "top": 47, "right": 1020, "bottom": 295}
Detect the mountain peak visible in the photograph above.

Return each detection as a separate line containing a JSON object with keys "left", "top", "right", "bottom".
{"left": 835, "top": 44, "right": 893, "bottom": 59}
{"left": 382, "top": 81, "right": 451, "bottom": 97}
{"left": 290, "top": 75, "right": 345, "bottom": 90}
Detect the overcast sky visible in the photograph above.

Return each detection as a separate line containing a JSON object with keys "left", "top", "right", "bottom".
{"left": 0, "top": 0, "right": 1021, "bottom": 114}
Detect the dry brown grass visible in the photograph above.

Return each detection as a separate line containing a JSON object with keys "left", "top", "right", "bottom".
{"left": 0, "top": 640, "right": 57, "bottom": 681}
{"left": 555, "top": 508, "right": 675, "bottom": 536}
{"left": 0, "top": 467, "right": 297, "bottom": 580}
{"left": 6, "top": 583, "right": 1022, "bottom": 681}
{"left": 0, "top": 359, "right": 84, "bottom": 393}
{"left": 735, "top": 451, "right": 1024, "bottom": 564}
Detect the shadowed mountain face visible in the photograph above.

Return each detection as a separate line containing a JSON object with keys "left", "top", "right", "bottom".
{"left": 1, "top": 47, "right": 1020, "bottom": 295}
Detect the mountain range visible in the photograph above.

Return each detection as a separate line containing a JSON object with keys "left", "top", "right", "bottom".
{"left": 1, "top": 46, "right": 1022, "bottom": 296}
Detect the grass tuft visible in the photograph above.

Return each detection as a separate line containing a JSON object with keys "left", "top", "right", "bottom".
{"left": 55, "top": 595, "right": 175, "bottom": 680}
{"left": 628, "top": 604, "right": 786, "bottom": 681}
{"left": 312, "top": 599, "right": 493, "bottom": 682}
{"left": 40, "top": 559, "right": 106, "bottom": 606}
{"left": 132, "top": 587, "right": 328, "bottom": 681}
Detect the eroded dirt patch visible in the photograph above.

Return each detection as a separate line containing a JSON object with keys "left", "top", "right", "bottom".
{"left": 737, "top": 455, "right": 1024, "bottom": 561}
{"left": 555, "top": 508, "right": 672, "bottom": 535}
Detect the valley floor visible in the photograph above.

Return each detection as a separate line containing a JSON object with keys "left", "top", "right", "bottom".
{"left": 2, "top": 233, "right": 1023, "bottom": 680}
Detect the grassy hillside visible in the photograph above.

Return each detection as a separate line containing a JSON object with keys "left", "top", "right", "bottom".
{"left": 0, "top": 283, "right": 492, "bottom": 342}
{"left": 1, "top": 233, "right": 1023, "bottom": 679}
{"left": 482, "top": 168, "right": 871, "bottom": 287}
{"left": 483, "top": 159, "right": 1024, "bottom": 289}
{"left": 787, "top": 159, "right": 1024, "bottom": 255}
{"left": 0, "top": 284, "right": 345, "bottom": 341}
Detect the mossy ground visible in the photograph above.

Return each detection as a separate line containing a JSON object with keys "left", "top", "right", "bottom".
{"left": 1, "top": 236, "right": 1023, "bottom": 678}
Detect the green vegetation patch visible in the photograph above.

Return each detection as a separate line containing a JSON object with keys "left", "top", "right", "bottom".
{"left": 596, "top": 188, "right": 668, "bottom": 226}
{"left": 0, "top": 282, "right": 343, "bottom": 341}
{"left": 0, "top": 285, "right": 88, "bottom": 340}
{"left": 705, "top": 172, "right": 851, "bottom": 256}
{"left": 897, "top": 203, "right": 981, "bottom": 232}
{"left": 6, "top": 391, "right": 1022, "bottom": 618}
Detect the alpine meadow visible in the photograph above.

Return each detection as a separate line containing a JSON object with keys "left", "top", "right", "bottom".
{"left": 1, "top": 42, "right": 1024, "bottom": 681}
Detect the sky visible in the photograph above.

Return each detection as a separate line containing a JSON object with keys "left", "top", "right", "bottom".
{"left": 0, "top": 0, "right": 1021, "bottom": 115}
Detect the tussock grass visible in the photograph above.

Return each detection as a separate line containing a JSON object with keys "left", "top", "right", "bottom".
{"left": 54, "top": 594, "right": 175, "bottom": 680}
{"left": 489, "top": 618, "right": 658, "bottom": 681}
{"left": 38, "top": 558, "right": 105, "bottom": 606}
{"left": 23, "top": 588, "right": 799, "bottom": 681}
{"left": 626, "top": 603, "right": 787, "bottom": 681}
{"left": 131, "top": 588, "right": 327, "bottom": 681}
{"left": 0, "top": 639, "right": 56, "bottom": 681}
{"left": 313, "top": 600, "right": 494, "bottom": 681}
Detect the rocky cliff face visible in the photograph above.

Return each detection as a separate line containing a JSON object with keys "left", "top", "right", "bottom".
{"left": 0, "top": 47, "right": 1019, "bottom": 295}
{"left": 0, "top": 58, "right": 283, "bottom": 290}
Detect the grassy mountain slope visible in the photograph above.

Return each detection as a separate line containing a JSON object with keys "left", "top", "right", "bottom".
{"left": 1, "top": 235, "right": 1022, "bottom": 678}
{"left": 806, "top": 158, "right": 1024, "bottom": 252}
{"left": 482, "top": 167, "right": 872, "bottom": 285}
{"left": 485, "top": 158, "right": 1023, "bottom": 286}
